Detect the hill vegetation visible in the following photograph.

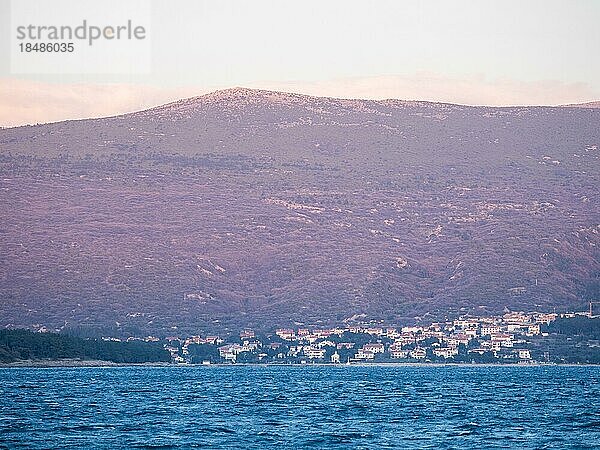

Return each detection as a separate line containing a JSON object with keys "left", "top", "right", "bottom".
{"left": 0, "top": 88, "right": 598, "bottom": 335}
{"left": 0, "top": 329, "right": 170, "bottom": 363}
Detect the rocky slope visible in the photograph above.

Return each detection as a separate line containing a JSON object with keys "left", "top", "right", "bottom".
{"left": 0, "top": 88, "right": 598, "bottom": 335}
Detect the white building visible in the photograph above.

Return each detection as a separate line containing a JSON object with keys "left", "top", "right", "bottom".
{"left": 410, "top": 347, "right": 427, "bottom": 359}
{"left": 303, "top": 346, "right": 326, "bottom": 359}
{"left": 433, "top": 347, "right": 458, "bottom": 359}
{"left": 355, "top": 349, "right": 375, "bottom": 360}
{"left": 390, "top": 349, "right": 410, "bottom": 359}
{"left": 363, "top": 343, "right": 385, "bottom": 354}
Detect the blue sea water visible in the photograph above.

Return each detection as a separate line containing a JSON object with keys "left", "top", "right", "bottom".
{"left": 0, "top": 365, "right": 599, "bottom": 449}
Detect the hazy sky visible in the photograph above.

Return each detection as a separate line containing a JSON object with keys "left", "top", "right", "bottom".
{"left": 1, "top": 0, "right": 599, "bottom": 126}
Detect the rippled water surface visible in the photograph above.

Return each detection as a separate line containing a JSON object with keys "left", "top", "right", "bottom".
{"left": 1, "top": 365, "right": 599, "bottom": 449}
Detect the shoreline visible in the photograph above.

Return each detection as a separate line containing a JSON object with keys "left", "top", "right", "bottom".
{"left": 0, "top": 359, "right": 173, "bottom": 368}
{"left": 1, "top": 360, "right": 599, "bottom": 368}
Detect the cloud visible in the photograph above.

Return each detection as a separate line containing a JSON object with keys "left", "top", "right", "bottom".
{"left": 1, "top": 74, "right": 598, "bottom": 128}
{"left": 0, "top": 79, "right": 205, "bottom": 128}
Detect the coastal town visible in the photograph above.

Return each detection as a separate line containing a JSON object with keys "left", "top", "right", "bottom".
{"left": 147, "top": 309, "right": 599, "bottom": 365}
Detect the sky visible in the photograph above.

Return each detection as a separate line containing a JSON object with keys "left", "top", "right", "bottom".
{"left": 1, "top": 0, "right": 599, "bottom": 127}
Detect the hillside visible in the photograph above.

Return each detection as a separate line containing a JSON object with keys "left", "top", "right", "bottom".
{"left": 0, "top": 329, "right": 170, "bottom": 363}
{"left": 0, "top": 88, "right": 598, "bottom": 335}
{"left": 561, "top": 101, "right": 600, "bottom": 109}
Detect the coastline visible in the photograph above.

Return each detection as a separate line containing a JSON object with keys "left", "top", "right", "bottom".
{"left": 1, "top": 360, "right": 599, "bottom": 368}
{"left": 0, "top": 359, "right": 173, "bottom": 368}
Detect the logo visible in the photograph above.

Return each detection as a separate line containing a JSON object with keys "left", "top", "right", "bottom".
{"left": 10, "top": 0, "right": 151, "bottom": 74}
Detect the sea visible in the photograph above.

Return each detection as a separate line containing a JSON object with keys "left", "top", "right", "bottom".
{"left": 1, "top": 365, "right": 599, "bottom": 449}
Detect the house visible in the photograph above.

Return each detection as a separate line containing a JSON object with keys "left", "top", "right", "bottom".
{"left": 355, "top": 349, "right": 375, "bottom": 360}
{"left": 454, "top": 319, "right": 479, "bottom": 330}
{"left": 240, "top": 329, "right": 255, "bottom": 339}
{"left": 507, "top": 324, "right": 525, "bottom": 333}
{"left": 363, "top": 343, "right": 385, "bottom": 354}
{"left": 468, "top": 348, "right": 489, "bottom": 356}
{"left": 464, "top": 329, "right": 478, "bottom": 338}
{"left": 446, "top": 334, "right": 470, "bottom": 348}
{"left": 518, "top": 349, "right": 531, "bottom": 360}
{"left": 297, "top": 328, "right": 310, "bottom": 336}
{"left": 188, "top": 335, "right": 203, "bottom": 344}
{"left": 410, "top": 347, "right": 427, "bottom": 359}
{"left": 241, "top": 340, "right": 260, "bottom": 351}
{"left": 502, "top": 312, "right": 530, "bottom": 325}
{"left": 287, "top": 345, "right": 303, "bottom": 357}
{"left": 303, "top": 335, "right": 319, "bottom": 344}
{"left": 313, "top": 329, "right": 334, "bottom": 338}
{"left": 480, "top": 325, "right": 502, "bottom": 336}
{"left": 385, "top": 328, "right": 399, "bottom": 338}
{"left": 401, "top": 326, "right": 422, "bottom": 334}
{"left": 390, "top": 348, "right": 409, "bottom": 359}
{"left": 205, "top": 336, "right": 222, "bottom": 345}
{"left": 218, "top": 344, "right": 244, "bottom": 362}
{"left": 534, "top": 313, "right": 557, "bottom": 324}
{"left": 331, "top": 352, "right": 341, "bottom": 364}
{"left": 433, "top": 347, "right": 458, "bottom": 359}
{"left": 395, "top": 334, "right": 417, "bottom": 345}
{"left": 303, "top": 346, "right": 326, "bottom": 359}
{"left": 337, "top": 342, "right": 355, "bottom": 350}
{"left": 423, "top": 331, "right": 445, "bottom": 340}
{"left": 429, "top": 322, "right": 446, "bottom": 332}
{"left": 491, "top": 333, "right": 514, "bottom": 347}
{"left": 366, "top": 327, "right": 384, "bottom": 336}
{"left": 276, "top": 329, "right": 295, "bottom": 340}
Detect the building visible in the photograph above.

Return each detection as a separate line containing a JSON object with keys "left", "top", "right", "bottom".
{"left": 355, "top": 349, "right": 375, "bottom": 360}
{"left": 218, "top": 344, "right": 244, "bottom": 362}
{"left": 363, "top": 343, "right": 385, "bottom": 354}
{"left": 303, "top": 346, "right": 326, "bottom": 359}
{"left": 297, "top": 329, "right": 310, "bottom": 338}
{"left": 365, "top": 327, "right": 384, "bottom": 336}
{"left": 480, "top": 325, "right": 502, "bottom": 336}
{"left": 276, "top": 329, "right": 295, "bottom": 340}
{"left": 503, "top": 312, "right": 530, "bottom": 325}
{"left": 395, "top": 334, "right": 417, "bottom": 345}
{"left": 385, "top": 328, "right": 399, "bottom": 339}
{"left": 468, "top": 348, "right": 489, "bottom": 356}
{"left": 446, "top": 334, "right": 470, "bottom": 348}
{"left": 454, "top": 319, "right": 479, "bottom": 330}
{"left": 433, "top": 347, "right": 458, "bottom": 359}
{"left": 534, "top": 313, "right": 558, "bottom": 324}
{"left": 337, "top": 342, "right": 355, "bottom": 350}
{"left": 410, "top": 347, "right": 427, "bottom": 359}
{"left": 491, "top": 333, "right": 514, "bottom": 347}
{"left": 240, "top": 329, "right": 255, "bottom": 340}
{"left": 401, "top": 326, "right": 422, "bottom": 334}
{"left": 390, "top": 348, "right": 409, "bottom": 359}
{"left": 507, "top": 324, "right": 525, "bottom": 333}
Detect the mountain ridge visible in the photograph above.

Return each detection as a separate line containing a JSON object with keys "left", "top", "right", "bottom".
{"left": 0, "top": 88, "right": 598, "bottom": 335}
{"left": 5, "top": 87, "right": 599, "bottom": 131}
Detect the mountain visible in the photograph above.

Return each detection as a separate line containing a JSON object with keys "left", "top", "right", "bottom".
{"left": 561, "top": 101, "right": 600, "bottom": 109}
{"left": 1, "top": 88, "right": 598, "bottom": 335}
